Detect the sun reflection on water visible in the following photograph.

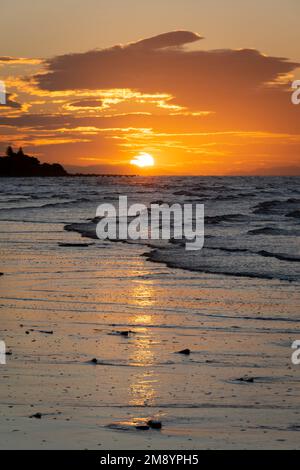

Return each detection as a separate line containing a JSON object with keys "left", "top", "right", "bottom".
{"left": 129, "top": 369, "right": 157, "bottom": 407}
{"left": 127, "top": 279, "right": 159, "bottom": 406}
{"left": 130, "top": 281, "right": 156, "bottom": 308}
{"left": 128, "top": 331, "right": 158, "bottom": 406}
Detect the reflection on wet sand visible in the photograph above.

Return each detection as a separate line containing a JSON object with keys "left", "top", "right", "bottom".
{"left": 129, "top": 367, "right": 157, "bottom": 406}
{"left": 128, "top": 279, "right": 158, "bottom": 406}
{"left": 130, "top": 280, "right": 156, "bottom": 308}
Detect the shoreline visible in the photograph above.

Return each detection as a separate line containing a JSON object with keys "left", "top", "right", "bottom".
{"left": 0, "top": 217, "right": 300, "bottom": 449}
{"left": 0, "top": 176, "right": 299, "bottom": 449}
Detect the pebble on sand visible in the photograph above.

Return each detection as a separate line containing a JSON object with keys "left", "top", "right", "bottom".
{"left": 237, "top": 376, "right": 254, "bottom": 383}
{"left": 147, "top": 420, "right": 162, "bottom": 429}
{"left": 135, "top": 425, "right": 150, "bottom": 431}
{"left": 177, "top": 349, "right": 191, "bottom": 355}
{"left": 113, "top": 330, "right": 136, "bottom": 337}
{"left": 30, "top": 413, "right": 42, "bottom": 419}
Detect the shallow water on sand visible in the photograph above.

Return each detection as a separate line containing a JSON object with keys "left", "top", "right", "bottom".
{"left": 0, "top": 176, "right": 299, "bottom": 449}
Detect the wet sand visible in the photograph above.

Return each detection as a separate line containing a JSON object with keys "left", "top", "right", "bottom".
{"left": 0, "top": 220, "right": 300, "bottom": 449}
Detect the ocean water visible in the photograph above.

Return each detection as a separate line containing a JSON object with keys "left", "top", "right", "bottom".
{"left": 0, "top": 176, "right": 299, "bottom": 281}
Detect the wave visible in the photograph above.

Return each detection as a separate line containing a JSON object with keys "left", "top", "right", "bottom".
{"left": 0, "top": 197, "right": 91, "bottom": 212}
{"left": 248, "top": 227, "right": 290, "bottom": 236}
{"left": 286, "top": 210, "right": 300, "bottom": 219}
{"left": 257, "top": 250, "right": 300, "bottom": 263}
{"left": 64, "top": 214, "right": 300, "bottom": 281}
{"left": 205, "top": 213, "right": 246, "bottom": 225}
{"left": 145, "top": 247, "right": 300, "bottom": 282}
{"left": 253, "top": 198, "right": 300, "bottom": 215}
{"left": 206, "top": 246, "right": 300, "bottom": 262}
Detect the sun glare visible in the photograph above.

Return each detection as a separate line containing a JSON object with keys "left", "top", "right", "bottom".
{"left": 130, "top": 152, "right": 155, "bottom": 168}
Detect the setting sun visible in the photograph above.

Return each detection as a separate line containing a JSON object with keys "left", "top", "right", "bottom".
{"left": 130, "top": 152, "right": 155, "bottom": 168}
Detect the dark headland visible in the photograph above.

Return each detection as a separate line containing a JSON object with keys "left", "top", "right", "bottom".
{"left": 0, "top": 147, "right": 136, "bottom": 177}
{"left": 0, "top": 147, "right": 68, "bottom": 177}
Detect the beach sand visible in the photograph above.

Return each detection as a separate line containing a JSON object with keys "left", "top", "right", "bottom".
{"left": 0, "top": 219, "right": 300, "bottom": 449}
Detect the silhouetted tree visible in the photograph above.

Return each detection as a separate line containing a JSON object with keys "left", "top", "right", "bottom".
{"left": 0, "top": 146, "right": 68, "bottom": 176}
{"left": 6, "top": 146, "right": 14, "bottom": 157}
{"left": 17, "top": 147, "right": 25, "bottom": 157}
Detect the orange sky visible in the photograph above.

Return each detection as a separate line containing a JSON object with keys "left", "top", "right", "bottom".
{"left": 0, "top": 1, "right": 300, "bottom": 175}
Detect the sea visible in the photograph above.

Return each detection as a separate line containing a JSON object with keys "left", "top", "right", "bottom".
{"left": 0, "top": 176, "right": 299, "bottom": 281}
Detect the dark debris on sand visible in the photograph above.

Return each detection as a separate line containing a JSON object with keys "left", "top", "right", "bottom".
{"left": 237, "top": 376, "right": 255, "bottom": 383}
{"left": 176, "top": 348, "right": 191, "bottom": 355}
{"left": 147, "top": 420, "right": 162, "bottom": 429}
{"left": 109, "top": 330, "right": 136, "bottom": 337}
{"left": 59, "top": 242, "right": 95, "bottom": 248}
{"left": 29, "top": 412, "right": 42, "bottom": 419}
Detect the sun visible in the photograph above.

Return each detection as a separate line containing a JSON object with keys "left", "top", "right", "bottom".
{"left": 130, "top": 152, "right": 155, "bottom": 168}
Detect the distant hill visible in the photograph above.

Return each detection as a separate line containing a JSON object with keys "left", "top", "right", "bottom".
{"left": 0, "top": 147, "right": 68, "bottom": 177}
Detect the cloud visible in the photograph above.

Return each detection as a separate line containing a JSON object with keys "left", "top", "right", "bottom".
{"left": 34, "top": 30, "right": 300, "bottom": 134}
{"left": 127, "top": 30, "right": 203, "bottom": 49}
{"left": 36, "top": 31, "right": 298, "bottom": 99}
{"left": 0, "top": 56, "right": 41, "bottom": 64}
{"left": 66, "top": 99, "right": 103, "bottom": 110}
